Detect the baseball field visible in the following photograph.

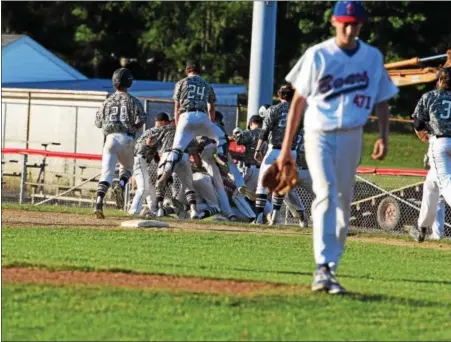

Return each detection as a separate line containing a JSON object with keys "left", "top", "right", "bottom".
{"left": 2, "top": 204, "right": 451, "bottom": 341}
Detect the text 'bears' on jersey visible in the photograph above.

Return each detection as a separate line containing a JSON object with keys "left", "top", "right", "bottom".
{"left": 319, "top": 71, "right": 370, "bottom": 100}
{"left": 173, "top": 75, "right": 216, "bottom": 114}
{"left": 95, "top": 92, "right": 146, "bottom": 136}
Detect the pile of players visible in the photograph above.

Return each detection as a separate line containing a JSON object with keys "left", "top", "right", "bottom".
{"left": 93, "top": 64, "right": 313, "bottom": 226}
{"left": 125, "top": 88, "right": 313, "bottom": 226}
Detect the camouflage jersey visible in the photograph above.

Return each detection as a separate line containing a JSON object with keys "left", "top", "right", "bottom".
{"left": 95, "top": 91, "right": 147, "bottom": 137}
{"left": 134, "top": 128, "right": 159, "bottom": 163}
{"left": 295, "top": 129, "right": 308, "bottom": 169}
{"left": 259, "top": 101, "right": 301, "bottom": 150}
{"left": 235, "top": 128, "right": 262, "bottom": 165}
{"left": 173, "top": 75, "right": 216, "bottom": 114}
{"left": 151, "top": 124, "right": 177, "bottom": 153}
{"left": 412, "top": 89, "right": 451, "bottom": 137}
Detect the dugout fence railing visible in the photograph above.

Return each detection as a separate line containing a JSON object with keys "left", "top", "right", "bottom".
{"left": 2, "top": 148, "right": 450, "bottom": 239}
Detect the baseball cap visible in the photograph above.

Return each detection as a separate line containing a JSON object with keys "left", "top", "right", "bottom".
{"left": 333, "top": 1, "right": 367, "bottom": 23}
{"left": 155, "top": 112, "right": 170, "bottom": 122}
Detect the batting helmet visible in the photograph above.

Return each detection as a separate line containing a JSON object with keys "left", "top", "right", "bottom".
{"left": 278, "top": 83, "right": 295, "bottom": 101}
{"left": 112, "top": 68, "right": 133, "bottom": 89}
{"left": 248, "top": 115, "right": 263, "bottom": 129}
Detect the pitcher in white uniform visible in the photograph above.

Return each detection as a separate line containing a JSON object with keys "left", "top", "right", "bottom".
{"left": 276, "top": 1, "right": 398, "bottom": 294}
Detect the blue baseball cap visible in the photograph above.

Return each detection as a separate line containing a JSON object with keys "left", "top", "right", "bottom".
{"left": 333, "top": 1, "right": 367, "bottom": 23}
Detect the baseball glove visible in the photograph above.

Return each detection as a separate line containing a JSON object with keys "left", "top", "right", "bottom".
{"left": 262, "top": 162, "right": 299, "bottom": 195}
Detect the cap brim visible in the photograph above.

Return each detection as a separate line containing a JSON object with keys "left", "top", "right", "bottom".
{"left": 333, "top": 15, "right": 364, "bottom": 23}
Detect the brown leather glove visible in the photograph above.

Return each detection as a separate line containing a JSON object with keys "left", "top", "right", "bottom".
{"left": 262, "top": 162, "right": 299, "bottom": 195}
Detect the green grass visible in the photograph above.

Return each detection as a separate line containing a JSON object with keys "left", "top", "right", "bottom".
{"left": 361, "top": 132, "right": 428, "bottom": 169}
{"left": 2, "top": 226, "right": 451, "bottom": 340}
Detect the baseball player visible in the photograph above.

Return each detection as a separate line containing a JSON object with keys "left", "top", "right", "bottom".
{"left": 153, "top": 123, "right": 200, "bottom": 219}
{"left": 259, "top": 104, "right": 272, "bottom": 118}
{"left": 410, "top": 68, "right": 451, "bottom": 241}
{"left": 233, "top": 115, "right": 263, "bottom": 195}
{"left": 192, "top": 135, "right": 238, "bottom": 221}
{"left": 253, "top": 84, "right": 301, "bottom": 225}
{"left": 411, "top": 151, "right": 446, "bottom": 242}
{"left": 162, "top": 154, "right": 221, "bottom": 219}
{"left": 273, "top": 1, "right": 399, "bottom": 294}
{"left": 94, "top": 68, "right": 147, "bottom": 219}
{"left": 159, "top": 61, "right": 228, "bottom": 189}
{"left": 128, "top": 112, "right": 171, "bottom": 217}
{"left": 411, "top": 66, "right": 451, "bottom": 208}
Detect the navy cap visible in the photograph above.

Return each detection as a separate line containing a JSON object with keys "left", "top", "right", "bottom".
{"left": 333, "top": 1, "right": 366, "bottom": 23}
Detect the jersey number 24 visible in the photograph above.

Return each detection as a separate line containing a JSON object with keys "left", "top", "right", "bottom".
{"left": 187, "top": 85, "right": 206, "bottom": 100}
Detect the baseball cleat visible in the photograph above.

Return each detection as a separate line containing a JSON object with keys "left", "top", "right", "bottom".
{"left": 268, "top": 210, "right": 281, "bottom": 226}
{"left": 190, "top": 209, "right": 200, "bottom": 220}
{"left": 238, "top": 186, "right": 256, "bottom": 202}
{"left": 328, "top": 272, "right": 347, "bottom": 295}
{"left": 112, "top": 183, "right": 124, "bottom": 209}
{"left": 311, "top": 267, "right": 332, "bottom": 292}
{"left": 156, "top": 208, "right": 166, "bottom": 218}
{"left": 94, "top": 202, "right": 105, "bottom": 219}
{"left": 228, "top": 214, "right": 238, "bottom": 222}
{"left": 297, "top": 210, "right": 307, "bottom": 228}
{"left": 252, "top": 213, "right": 264, "bottom": 225}
{"left": 410, "top": 224, "right": 427, "bottom": 243}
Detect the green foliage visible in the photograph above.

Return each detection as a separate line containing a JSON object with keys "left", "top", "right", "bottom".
{"left": 2, "top": 2, "right": 451, "bottom": 114}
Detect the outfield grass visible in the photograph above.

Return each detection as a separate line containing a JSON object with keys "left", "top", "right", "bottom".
{"left": 361, "top": 132, "right": 427, "bottom": 169}
{"left": 2, "top": 226, "right": 451, "bottom": 340}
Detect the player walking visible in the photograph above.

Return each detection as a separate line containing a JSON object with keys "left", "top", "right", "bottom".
{"left": 159, "top": 61, "right": 228, "bottom": 187}
{"left": 270, "top": 1, "right": 398, "bottom": 293}
{"left": 94, "top": 68, "right": 147, "bottom": 219}
{"left": 411, "top": 66, "right": 451, "bottom": 241}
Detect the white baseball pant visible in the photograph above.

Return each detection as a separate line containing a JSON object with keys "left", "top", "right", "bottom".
{"left": 158, "top": 152, "right": 196, "bottom": 199}
{"left": 172, "top": 111, "right": 227, "bottom": 153}
{"left": 418, "top": 160, "right": 445, "bottom": 239}
{"left": 177, "top": 172, "right": 220, "bottom": 212}
{"left": 232, "top": 193, "right": 256, "bottom": 220}
{"left": 242, "top": 165, "right": 260, "bottom": 193}
{"left": 429, "top": 136, "right": 451, "bottom": 206}
{"left": 284, "top": 169, "right": 313, "bottom": 215}
{"left": 201, "top": 144, "right": 234, "bottom": 217}
{"left": 100, "top": 133, "right": 134, "bottom": 185}
{"left": 128, "top": 156, "right": 157, "bottom": 216}
{"left": 228, "top": 154, "right": 245, "bottom": 188}
{"left": 304, "top": 127, "right": 362, "bottom": 271}
{"left": 256, "top": 147, "right": 297, "bottom": 195}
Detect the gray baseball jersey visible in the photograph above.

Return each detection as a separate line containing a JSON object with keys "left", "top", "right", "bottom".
{"left": 413, "top": 89, "right": 451, "bottom": 136}
{"left": 134, "top": 128, "right": 158, "bottom": 163}
{"left": 95, "top": 92, "right": 146, "bottom": 136}
{"left": 260, "top": 101, "right": 300, "bottom": 149}
{"left": 235, "top": 128, "right": 262, "bottom": 165}
{"left": 173, "top": 75, "right": 216, "bottom": 113}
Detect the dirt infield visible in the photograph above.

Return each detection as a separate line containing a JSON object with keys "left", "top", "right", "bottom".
{"left": 2, "top": 267, "right": 306, "bottom": 296}
{"left": 3, "top": 209, "right": 450, "bottom": 249}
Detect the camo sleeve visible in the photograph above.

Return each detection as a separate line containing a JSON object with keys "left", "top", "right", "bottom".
{"left": 173, "top": 80, "right": 182, "bottom": 102}
{"left": 208, "top": 85, "right": 216, "bottom": 104}
{"left": 133, "top": 97, "right": 147, "bottom": 125}
{"left": 412, "top": 93, "right": 430, "bottom": 123}
{"left": 259, "top": 106, "right": 277, "bottom": 141}
{"left": 95, "top": 101, "right": 106, "bottom": 128}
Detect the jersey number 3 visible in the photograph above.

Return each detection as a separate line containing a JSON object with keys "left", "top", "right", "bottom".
{"left": 187, "top": 85, "right": 205, "bottom": 99}
{"left": 109, "top": 106, "right": 128, "bottom": 122}
{"left": 440, "top": 100, "right": 451, "bottom": 119}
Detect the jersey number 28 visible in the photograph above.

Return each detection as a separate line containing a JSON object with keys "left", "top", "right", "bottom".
{"left": 109, "top": 106, "right": 128, "bottom": 122}
{"left": 187, "top": 85, "right": 205, "bottom": 99}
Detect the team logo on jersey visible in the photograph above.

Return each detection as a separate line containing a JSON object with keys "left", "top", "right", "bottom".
{"left": 318, "top": 71, "right": 369, "bottom": 100}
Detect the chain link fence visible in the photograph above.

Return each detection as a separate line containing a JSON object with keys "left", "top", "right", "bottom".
{"left": 2, "top": 152, "right": 450, "bottom": 239}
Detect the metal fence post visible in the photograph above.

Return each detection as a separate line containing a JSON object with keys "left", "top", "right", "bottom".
{"left": 19, "top": 154, "right": 28, "bottom": 204}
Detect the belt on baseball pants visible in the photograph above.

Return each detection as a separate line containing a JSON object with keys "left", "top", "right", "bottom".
{"left": 187, "top": 108, "right": 206, "bottom": 113}
{"left": 436, "top": 135, "right": 451, "bottom": 139}
{"left": 271, "top": 145, "right": 296, "bottom": 151}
